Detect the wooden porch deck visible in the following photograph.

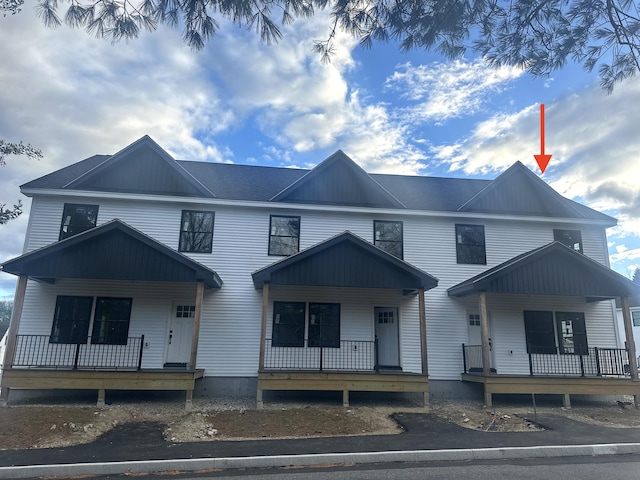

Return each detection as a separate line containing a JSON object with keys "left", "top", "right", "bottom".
{"left": 257, "top": 371, "right": 429, "bottom": 408}
{"left": 462, "top": 373, "right": 640, "bottom": 407}
{"left": 0, "top": 368, "right": 205, "bottom": 409}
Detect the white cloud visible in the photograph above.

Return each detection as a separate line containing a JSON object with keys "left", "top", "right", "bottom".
{"left": 385, "top": 59, "right": 524, "bottom": 123}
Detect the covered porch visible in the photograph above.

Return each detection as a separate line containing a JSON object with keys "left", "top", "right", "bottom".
{"left": 251, "top": 231, "right": 438, "bottom": 407}
{"left": 0, "top": 219, "right": 222, "bottom": 409}
{"left": 448, "top": 241, "right": 640, "bottom": 407}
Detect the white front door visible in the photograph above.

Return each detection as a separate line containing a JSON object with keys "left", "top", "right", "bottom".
{"left": 467, "top": 312, "right": 494, "bottom": 368}
{"left": 375, "top": 307, "right": 400, "bottom": 368}
{"left": 166, "top": 304, "right": 195, "bottom": 365}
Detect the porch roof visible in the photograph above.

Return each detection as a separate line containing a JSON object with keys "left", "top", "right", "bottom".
{"left": 0, "top": 219, "right": 222, "bottom": 288}
{"left": 252, "top": 231, "right": 438, "bottom": 291}
{"left": 447, "top": 241, "right": 640, "bottom": 299}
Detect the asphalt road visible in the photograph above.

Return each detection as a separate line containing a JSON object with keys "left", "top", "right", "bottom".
{"left": 77, "top": 455, "right": 640, "bottom": 480}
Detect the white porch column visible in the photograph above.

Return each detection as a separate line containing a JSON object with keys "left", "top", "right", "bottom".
{"left": 1, "top": 275, "right": 28, "bottom": 406}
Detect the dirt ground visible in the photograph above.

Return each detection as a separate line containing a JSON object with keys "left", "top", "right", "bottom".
{"left": 2, "top": 391, "right": 640, "bottom": 451}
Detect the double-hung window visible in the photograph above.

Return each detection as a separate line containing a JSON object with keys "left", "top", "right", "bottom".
{"left": 59, "top": 204, "right": 99, "bottom": 240}
{"left": 49, "top": 296, "right": 133, "bottom": 345}
{"left": 271, "top": 302, "right": 341, "bottom": 348}
{"left": 553, "top": 229, "right": 583, "bottom": 254}
{"left": 374, "top": 220, "right": 403, "bottom": 259}
{"left": 50, "top": 296, "right": 93, "bottom": 344}
{"left": 268, "top": 215, "right": 300, "bottom": 256}
{"left": 524, "top": 310, "right": 588, "bottom": 355}
{"left": 455, "top": 224, "right": 486, "bottom": 265}
{"left": 179, "top": 210, "right": 214, "bottom": 253}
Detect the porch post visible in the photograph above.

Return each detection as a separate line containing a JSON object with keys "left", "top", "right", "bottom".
{"left": 418, "top": 288, "right": 429, "bottom": 408}
{"left": 189, "top": 281, "right": 205, "bottom": 371}
{"left": 257, "top": 282, "right": 269, "bottom": 409}
{"left": 1, "top": 275, "right": 27, "bottom": 406}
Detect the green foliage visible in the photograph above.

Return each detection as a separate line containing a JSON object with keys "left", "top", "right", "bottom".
{"left": 0, "top": 140, "right": 42, "bottom": 225}
{"left": 30, "top": 0, "right": 640, "bottom": 91}
{"left": 0, "top": 300, "right": 11, "bottom": 339}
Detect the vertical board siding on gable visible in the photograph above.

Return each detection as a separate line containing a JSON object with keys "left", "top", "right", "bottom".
{"left": 16, "top": 279, "right": 195, "bottom": 369}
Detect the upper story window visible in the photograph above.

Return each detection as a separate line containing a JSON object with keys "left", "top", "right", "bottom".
{"left": 59, "top": 203, "right": 99, "bottom": 240}
{"left": 179, "top": 210, "right": 214, "bottom": 253}
{"left": 269, "top": 215, "right": 300, "bottom": 256}
{"left": 374, "top": 220, "right": 403, "bottom": 259}
{"left": 554, "top": 229, "right": 583, "bottom": 254}
{"left": 455, "top": 224, "right": 486, "bottom": 265}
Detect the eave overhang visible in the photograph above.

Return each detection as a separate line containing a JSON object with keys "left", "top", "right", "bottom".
{"left": 448, "top": 241, "right": 640, "bottom": 299}
{"left": 1, "top": 219, "right": 222, "bottom": 288}
{"left": 252, "top": 231, "right": 438, "bottom": 291}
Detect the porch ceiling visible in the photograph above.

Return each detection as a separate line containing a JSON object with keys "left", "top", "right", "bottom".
{"left": 252, "top": 231, "right": 438, "bottom": 291}
{"left": 0, "top": 219, "right": 222, "bottom": 288}
{"left": 448, "top": 241, "right": 640, "bottom": 299}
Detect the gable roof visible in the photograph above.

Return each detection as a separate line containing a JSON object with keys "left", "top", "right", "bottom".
{"left": 20, "top": 137, "right": 616, "bottom": 224}
{"left": 270, "top": 150, "right": 406, "bottom": 208}
{"left": 62, "top": 136, "right": 215, "bottom": 198}
{"left": 1, "top": 219, "right": 222, "bottom": 288}
{"left": 458, "top": 161, "right": 586, "bottom": 218}
{"left": 447, "top": 241, "right": 640, "bottom": 299}
{"left": 252, "top": 231, "right": 438, "bottom": 291}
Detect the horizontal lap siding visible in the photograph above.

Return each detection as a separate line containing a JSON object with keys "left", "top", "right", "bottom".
{"left": 17, "top": 279, "right": 195, "bottom": 369}
{"left": 21, "top": 196, "right": 613, "bottom": 381}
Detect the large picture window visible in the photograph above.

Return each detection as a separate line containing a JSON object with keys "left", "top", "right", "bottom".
{"left": 272, "top": 302, "right": 306, "bottom": 347}
{"left": 179, "top": 210, "right": 214, "bottom": 253}
{"left": 91, "top": 297, "right": 133, "bottom": 345}
{"left": 268, "top": 215, "right": 300, "bottom": 256}
{"left": 554, "top": 229, "right": 583, "bottom": 254}
{"left": 59, "top": 204, "right": 99, "bottom": 240}
{"left": 50, "top": 296, "right": 93, "bottom": 344}
{"left": 455, "top": 224, "right": 486, "bottom": 265}
{"left": 524, "top": 310, "right": 588, "bottom": 355}
{"left": 374, "top": 220, "right": 403, "bottom": 259}
{"left": 308, "top": 303, "right": 340, "bottom": 348}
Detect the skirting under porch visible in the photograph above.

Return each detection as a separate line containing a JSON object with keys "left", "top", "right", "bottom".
{"left": 0, "top": 368, "right": 205, "bottom": 409}
{"left": 257, "top": 371, "right": 429, "bottom": 408}
{"left": 461, "top": 373, "right": 640, "bottom": 408}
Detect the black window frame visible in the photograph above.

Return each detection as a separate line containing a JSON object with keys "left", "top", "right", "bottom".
{"left": 91, "top": 297, "right": 133, "bottom": 345}
{"left": 59, "top": 203, "right": 99, "bottom": 241}
{"left": 179, "top": 210, "right": 214, "bottom": 253}
{"left": 373, "top": 220, "right": 404, "bottom": 259}
{"left": 524, "top": 310, "right": 588, "bottom": 355}
{"left": 268, "top": 215, "right": 301, "bottom": 256}
{"left": 553, "top": 229, "right": 583, "bottom": 254}
{"left": 633, "top": 311, "right": 640, "bottom": 327}
{"left": 49, "top": 295, "right": 94, "bottom": 344}
{"left": 455, "top": 224, "right": 486, "bottom": 265}
{"left": 308, "top": 303, "right": 340, "bottom": 348}
{"left": 271, "top": 301, "right": 306, "bottom": 347}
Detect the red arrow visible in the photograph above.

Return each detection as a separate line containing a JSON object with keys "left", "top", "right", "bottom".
{"left": 534, "top": 103, "right": 552, "bottom": 174}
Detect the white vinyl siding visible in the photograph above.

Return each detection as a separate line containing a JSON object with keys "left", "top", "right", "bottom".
{"left": 18, "top": 194, "right": 614, "bottom": 381}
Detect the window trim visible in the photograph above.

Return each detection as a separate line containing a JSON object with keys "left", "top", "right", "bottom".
{"left": 268, "top": 215, "right": 301, "bottom": 257}
{"left": 271, "top": 301, "right": 306, "bottom": 347}
{"left": 455, "top": 224, "right": 486, "bottom": 265}
{"left": 373, "top": 220, "right": 404, "bottom": 259}
{"left": 553, "top": 229, "right": 583, "bottom": 254}
{"left": 308, "top": 302, "right": 341, "bottom": 348}
{"left": 632, "top": 310, "right": 640, "bottom": 327}
{"left": 179, "top": 210, "right": 214, "bottom": 253}
{"left": 59, "top": 203, "right": 99, "bottom": 241}
{"left": 523, "top": 310, "right": 589, "bottom": 355}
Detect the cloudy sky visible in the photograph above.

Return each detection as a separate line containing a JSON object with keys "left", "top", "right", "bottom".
{"left": 1, "top": 6, "right": 639, "bottom": 298}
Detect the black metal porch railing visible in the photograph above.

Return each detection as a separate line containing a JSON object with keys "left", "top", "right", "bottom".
{"left": 462, "top": 344, "right": 631, "bottom": 378}
{"left": 263, "top": 339, "right": 376, "bottom": 372}
{"left": 11, "top": 335, "right": 145, "bottom": 370}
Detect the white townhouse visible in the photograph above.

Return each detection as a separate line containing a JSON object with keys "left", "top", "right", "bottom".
{"left": 1, "top": 136, "right": 639, "bottom": 409}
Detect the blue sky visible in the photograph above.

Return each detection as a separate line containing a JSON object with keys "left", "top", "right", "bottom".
{"left": 1, "top": 7, "right": 639, "bottom": 298}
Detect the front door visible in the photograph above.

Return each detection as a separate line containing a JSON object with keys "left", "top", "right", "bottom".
{"left": 165, "top": 304, "right": 195, "bottom": 366}
{"left": 467, "top": 312, "right": 495, "bottom": 369}
{"left": 375, "top": 307, "right": 400, "bottom": 368}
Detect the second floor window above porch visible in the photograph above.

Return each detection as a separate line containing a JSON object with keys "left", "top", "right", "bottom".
{"left": 268, "top": 215, "right": 300, "bottom": 256}
{"left": 374, "top": 220, "right": 403, "bottom": 259}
